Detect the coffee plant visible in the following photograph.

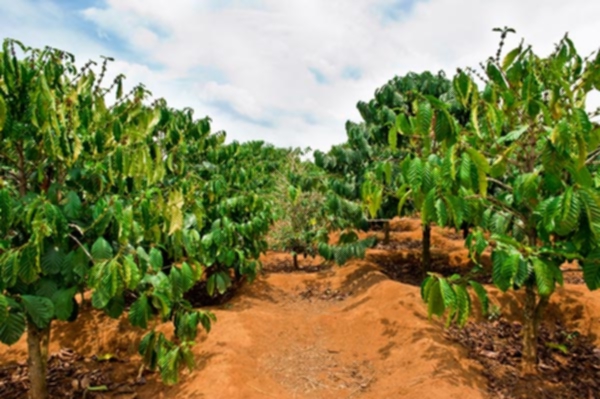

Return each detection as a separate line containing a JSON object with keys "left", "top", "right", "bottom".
{"left": 421, "top": 29, "right": 600, "bottom": 373}
{"left": 0, "top": 39, "right": 270, "bottom": 398}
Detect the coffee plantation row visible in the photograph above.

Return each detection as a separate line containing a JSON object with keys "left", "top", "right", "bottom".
{"left": 1, "top": 28, "right": 600, "bottom": 398}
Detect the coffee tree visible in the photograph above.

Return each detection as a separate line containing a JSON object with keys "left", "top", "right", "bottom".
{"left": 0, "top": 40, "right": 224, "bottom": 398}
{"left": 422, "top": 29, "right": 600, "bottom": 373}
{"left": 187, "top": 138, "right": 275, "bottom": 291}
{"left": 316, "top": 72, "right": 455, "bottom": 224}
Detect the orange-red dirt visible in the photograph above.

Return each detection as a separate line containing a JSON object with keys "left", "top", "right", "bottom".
{"left": 1, "top": 218, "right": 599, "bottom": 398}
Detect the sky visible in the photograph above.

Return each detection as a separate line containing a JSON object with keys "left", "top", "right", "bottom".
{"left": 0, "top": 0, "right": 599, "bottom": 152}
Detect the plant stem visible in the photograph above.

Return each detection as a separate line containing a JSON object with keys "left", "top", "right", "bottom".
{"left": 27, "top": 320, "right": 50, "bottom": 399}
{"left": 422, "top": 223, "right": 431, "bottom": 276}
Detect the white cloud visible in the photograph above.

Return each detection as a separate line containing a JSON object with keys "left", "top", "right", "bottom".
{"left": 1, "top": 0, "right": 599, "bottom": 151}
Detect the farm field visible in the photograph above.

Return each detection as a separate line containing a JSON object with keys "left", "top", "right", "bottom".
{"left": 1, "top": 218, "right": 599, "bottom": 399}
{"left": 2, "top": 8, "right": 600, "bottom": 398}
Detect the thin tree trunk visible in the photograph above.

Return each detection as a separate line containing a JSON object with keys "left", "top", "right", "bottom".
{"left": 522, "top": 285, "right": 550, "bottom": 375}
{"left": 383, "top": 221, "right": 390, "bottom": 245}
{"left": 27, "top": 321, "right": 50, "bottom": 399}
{"left": 422, "top": 223, "right": 431, "bottom": 276}
{"left": 462, "top": 223, "right": 469, "bottom": 240}
{"left": 293, "top": 253, "right": 298, "bottom": 270}
{"left": 522, "top": 285, "right": 537, "bottom": 374}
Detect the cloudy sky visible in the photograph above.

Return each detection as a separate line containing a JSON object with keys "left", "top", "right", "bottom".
{"left": 0, "top": 0, "right": 599, "bottom": 151}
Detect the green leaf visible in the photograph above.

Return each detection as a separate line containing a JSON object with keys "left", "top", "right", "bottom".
{"left": 487, "top": 62, "right": 508, "bottom": 89}
{"left": 583, "top": 249, "right": 600, "bottom": 290}
{"left": 465, "top": 147, "right": 490, "bottom": 173}
{"left": 421, "top": 276, "right": 434, "bottom": 301}
{"left": 454, "top": 284, "right": 471, "bottom": 326}
{"left": 129, "top": 294, "right": 152, "bottom": 329}
{"left": 408, "top": 158, "right": 423, "bottom": 192}
{"left": 215, "top": 272, "right": 230, "bottom": 295}
{"left": 416, "top": 102, "right": 433, "bottom": 136}
{"left": 388, "top": 126, "right": 398, "bottom": 150}
{"left": 0, "top": 295, "right": 8, "bottom": 324}
{"left": 532, "top": 258, "right": 555, "bottom": 297}
{"left": 497, "top": 125, "right": 528, "bottom": 144}
{"left": 206, "top": 274, "right": 216, "bottom": 297}
{"left": 469, "top": 281, "right": 489, "bottom": 316}
{"left": 21, "top": 295, "right": 54, "bottom": 329}
{"left": 158, "top": 347, "right": 181, "bottom": 385}
{"left": 63, "top": 191, "right": 82, "bottom": 219}
{"left": 104, "top": 296, "right": 124, "bottom": 319}
{"left": 427, "top": 280, "right": 445, "bottom": 318}
{"left": 51, "top": 288, "right": 77, "bottom": 321}
{"left": 19, "top": 245, "right": 40, "bottom": 284}
{"left": 91, "top": 289, "right": 110, "bottom": 309}
{"left": 35, "top": 279, "right": 58, "bottom": 298}
{"left": 0, "top": 312, "right": 26, "bottom": 345}
{"left": 396, "top": 113, "right": 412, "bottom": 135}
{"left": 502, "top": 46, "right": 522, "bottom": 70}
{"left": 152, "top": 292, "right": 172, "bottom": 319}
{"left": 92, "top": 238, "right": 113, "bottom": 262}
{"left": 439, "top": 278, "right": 456, "bottom": 308}
{"left": 149, "top": 248, "right": 164, "bottom": 271}
{"left": 122, "top": 256, "right": 141, "bottom": 290}
{"left": 434, "top": 109, "right": 453, "bottom": 142}
{"left": 41, "top": 247, "right": 65, "bottom": 275}
{"left": 492, "top": 250, "right": 511, "bottom": 292}
{"left": 0, "top": 96, "right": 6, "bottom": 132}
{"left": 454, "top": 72, "right": 472, "bottom": 106}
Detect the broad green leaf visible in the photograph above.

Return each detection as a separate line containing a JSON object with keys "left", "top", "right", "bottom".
{"left": 502, "top": 46, "right": 522, "bottom": 70}
{"left": 465, "top": 147, "right": 490, "bottom": 173}
{"left": 51, "top": 288, "right": 77, "bottom": 321}
{"left": 532, "top": 258, "right": 555, "bottom": 297}
{"left": 21, "top": 295, "right": 54, "bottom": 329}
{"left": 416, "top": 102, "right": 433, "bottom": 136}
{"left": 92, "top": 238, "right": 113, "bottom": 262}
{"left": 583, "top": 249, "right": 600, "bottom": 290}
{"left": 453, "top": 284, "right": 471, "bottom": 326}
{"left": 149, "top": 248, "right": 164, "bottom": 271}
{"left": 129, "top": 294, "right": 152, "bottom": 329}
{"left": 0, "top": 312, "right": 26, "bottom": 345}
{"left": 427, "top": 280, "right": 445, "bottom": 318}
{"left": 496, "top": 125, "right": 528, "bottom": 144}
{"left": 439, "top": 278, "right": 456, "bottom": 308}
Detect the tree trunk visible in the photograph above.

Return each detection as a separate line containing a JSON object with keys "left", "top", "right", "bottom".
{"left": 27, "top": 321, "right": 51, "bottom": 399}
{"left": 521, "top": 285, "right": 549, "bottom": 375}
{"left": 422, "top": 224, "right": 431, "bottom": 276}
{"left": 293, "top": 253, "right": 299, "bottom": 270}
{"left": 522, "top": 285, "right": 537, "bottom": 374}
{"left": 383, "top": 221, "right": 390, "bottom": 245}
{"left": 462, "top": 223, "right": 469, "bottom": 240}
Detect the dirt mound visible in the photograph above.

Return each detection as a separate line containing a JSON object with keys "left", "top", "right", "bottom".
{"left": 448, "top": 319, "right": 600, "bottom": 398}
{"left": 0, "top": 348, "right": 125, "bottom": 399}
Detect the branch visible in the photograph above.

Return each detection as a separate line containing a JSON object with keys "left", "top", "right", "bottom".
{"left": 586, "top": 147, "right": 600, "bottom": 165}
{"left": 15, "top": 142, "right": 27, "bottom": 197}
{"left": 69, "top": 234, "right": 93, "bottom": 261}
{"left": 466, "top": 194, "right": 527, "bottom": 224}
{"left": 487, "top": 178, "right": 513, "bottom": 192}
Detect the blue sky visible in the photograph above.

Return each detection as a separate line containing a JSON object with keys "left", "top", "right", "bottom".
{"left": 0, "top": 0, "right": 599, "bottom": 151}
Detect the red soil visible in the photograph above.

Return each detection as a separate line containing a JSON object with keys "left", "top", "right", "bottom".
{"left": 1, "top": 218, "right": 599, "bottom": 398}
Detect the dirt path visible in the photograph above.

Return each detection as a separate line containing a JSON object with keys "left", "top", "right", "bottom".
{"left": 134, "top": 256, "right": 487, "bottom": 399}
